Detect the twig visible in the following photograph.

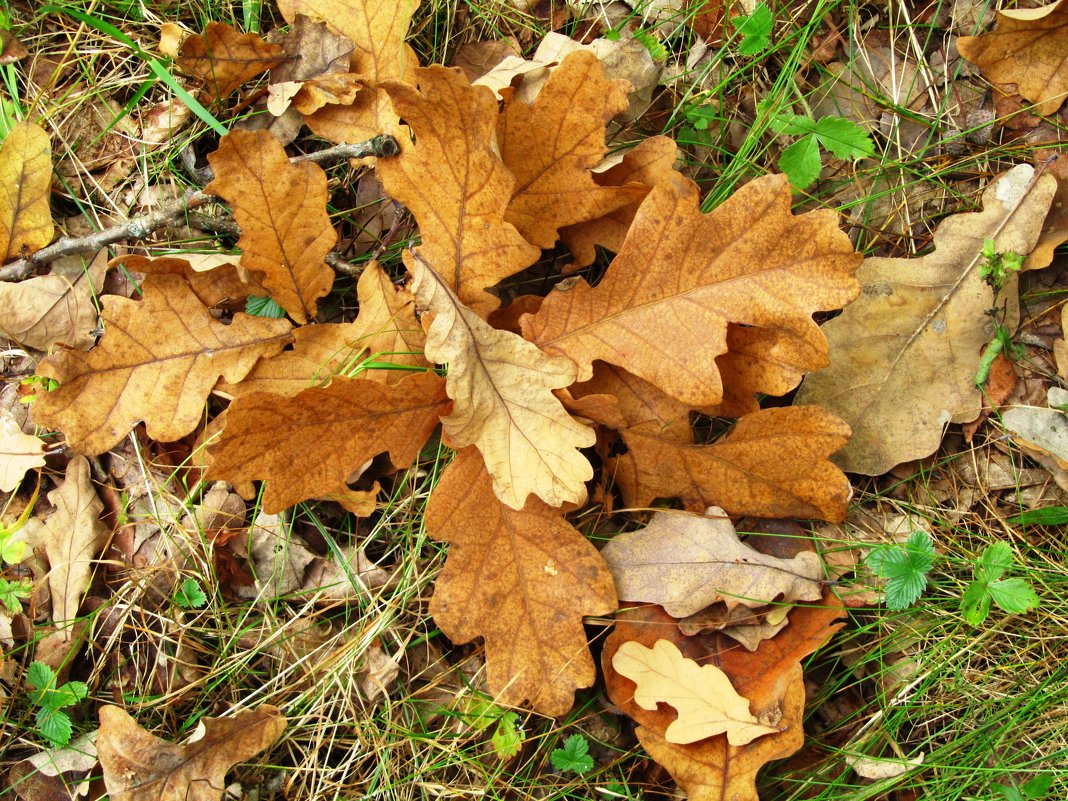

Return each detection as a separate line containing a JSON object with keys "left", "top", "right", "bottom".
{"left": 0, "top": 134, "right": 400, "bottom": 283}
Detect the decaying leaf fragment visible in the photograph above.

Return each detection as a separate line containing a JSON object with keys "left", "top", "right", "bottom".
{"left": 411, "top": 253, "right": 595, "bottom": 510}
{"left": 207, "top": 129, "right": 337, "bottom": 324}
{"left": 33, "top": 274, "right": 292, "bottom": 455}
{"left": 0, "top": 408, "right": 45, "bottom": 493}
{"left": 0, "top": 252, "right": 106, "bottom": 351}
{"left": 176, "top": 22, "right": 284, "bottom": 101}
{"left": 613, "top": 638, "right": 779, "bottom": 745}
{"left": 958, "top": 0, "right": 1068, "bottom": 117}
{"left": 98, "top": 703, "right": 285, "bottom": 801}
{"left": 427, "top": 447, "right": 617, "bottom": 716}
{"left": 0, "top": 121, "right": 54, "bottom": 261}
{"left": 796, "top": 164, "right": 1057, "bottom": 475}
{"left": 601, "top": 507, "right": 824, "bottom": 616}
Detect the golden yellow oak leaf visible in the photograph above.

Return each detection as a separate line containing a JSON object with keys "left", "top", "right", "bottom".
{"left": 33, "top": 274, "right": 292, "bottom": 455}
{"left": 0, "top": 120, "right": 53, "bottom": 261}
{"left": 0, "top": 407, "right": 44, "bottom": 492}
{"left": 411, "top": 251, "right": 595, "bottom": 510}
{"left": 522, "top": 172, "right": 861, "bottom": 407}
{"left": 378, "top": 66, "right": 539, "bottom": 316}
{"left": 612, "top": 639, "right": 780, "bottom": 746}
{"left": 498, "top": 51, "right": 645, "bottom": 248}
{"left": 114, "top": 254, "right": 265, "bottom": 311}
{"left": 98, "top": 704, "right": 285, "bottom": 801}
{"left": 207, "top": 129, "right": 337, "bottom": 324}
{"left": 427, "top": 447, "right": 617, "bottom": 716}
{"left": 176, "top": 22, "right": 283, "bottom": 101}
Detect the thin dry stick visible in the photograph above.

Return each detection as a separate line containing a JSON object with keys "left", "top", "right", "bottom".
{"left": 0, "top": 134, "right": 401, "bottom": 283}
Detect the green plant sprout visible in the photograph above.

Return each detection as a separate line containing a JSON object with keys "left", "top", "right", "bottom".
{"left": 991, "top": 774, "right": 1054, "bottom": 801}
{"left": 551, "top": 733, "right": 595, "bottom": 775}
{"left": 979, "top": 238, "right": 1025, "bottom": 290}
{"left": 975, "top": 238, "right": 1026, "bottom": 387}
{"left": 770, "top": 112, "right": 875, "bottom": 189}
{"left": 960, "top": 542, "right": 1039, "bottom": 626}
{"left": 461, "top": 695, "right": 527, "bottom": 759}
{"left": 865, "top": 530, "right": 936, "bottom": 610}
{"left": 0, "top": 480, "right": 39, "bottom": 613}
{"left": 245, "top": 294, "right": 287, "bottom": 318}
{"left": 26, "top": 661, "right": 89, "bottom": 747}
{"left": 173, "top": 577, "right": 208, "bottom": 609}
{"left": 731, "top": 3, "right": 773, "bottom": 56}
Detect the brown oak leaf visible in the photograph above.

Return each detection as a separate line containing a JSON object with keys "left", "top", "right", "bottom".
{"left": 498, "top": 51, "right": 645, "bottom": 248}
{"left": 0, "top": 121, "right": 54, "bottom": 261}
{"left": 0, "top": 407, "right": 44, "bottom": 492}
{"left": 33, "top": 274, "right": 292, "bottom": 455}
{"left": 207, "top": 129, "right": 337, "bottom": 324}
{"left": 958, "top": 1, "right": 1068, "bottom": 118}
{"left": 568, "top": 362, "right": 695, "bottom": 442}
{"left": 176, "top": 22, "right": 284, "bottom": 101}
{"left": 114, "top": 254, "right": 264, "bottom": 310}
{"left": 426, "top": 447, "right": 617, "bottom": 715}
{"left": 378, "top": 66, "right": 540, "bottom": 316}
{"left": 98, "top": 704, "right": 285, "bottom": 801}
{"left": 207, "top": 371, "right": 449, "bottom": 513}
{"left": 411, "top": 252, "right": 595, "bottom": 510}
{"left": 522, "top": 172, "right": 861, "bottom": 407}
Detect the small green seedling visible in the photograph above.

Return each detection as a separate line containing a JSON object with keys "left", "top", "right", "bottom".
{"left": 960, "top": 542, "right": 1039, "bottom": 626}
{"left": 245, "top": 295, "right": 287, "bottom": 318}
{"left": 732, "top": 3, "right": 773, "bottom": 56}
{"left": 461, "top": 695, "right": 526, "bottom": 759}
{"left": 0, "top": 483, "right": 38, "bottom": 613}
{"left": 173, "top": 577, "right": 208, "bottom": 609}
{"left": 991, "top": 774, "right": 1054, "bottom": 801}
{"left": 26, "top": 661, "right": 88, "bottom": 746}
{"left": 979, "top": 238, "right": 1024, "bottom": 290}
{"left": 551, "top": 733, "right": 595, "bottom": 775}
{"left": 975, "top": 322, "right": 1022, "bottom": 387}
{"left": 975, "top": 239, "right": 1025, "bottom": 387}
{"left": 865, "top": 530, "right": 936, "bottom": 610}
{"left": 770, "top": 113, "right": 875, "bottom": 189}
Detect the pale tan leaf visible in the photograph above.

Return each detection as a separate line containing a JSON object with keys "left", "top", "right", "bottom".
{"left": 0, "top": 121, "right": 54, "bottom": 261}
{"left": 176, "top": 22, "right": 283, "bottom": 101}
{"left": 0, "top": 408, "right": 44, "bottom": 493}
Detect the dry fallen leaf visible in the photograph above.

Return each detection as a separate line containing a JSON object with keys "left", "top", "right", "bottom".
{"left": 601, "top": 506, "right": 824, "bottom": 616}
{"left": 523, "top": 172, "right": 861, "bottom": 407}
{"left": 114, "top": 254, "right": 264, "bottom": 310}
{"left": 1055, "top": 305, "right": 1068, "bottom": 380}
{"left": 0, "top": 408, "right": 44, "bottom": 493}
{"left": 207, "top": 129, "right": 337, "bottom": 324}
{"left": 0, "top": 120, "right": 54, "bottom": 262}
{"left": 176, "top": 22, "right": 283, "bottom": 101}
{"left": 411, "top": 252, "right": 595, "bottom": 510}
{"left": 97, "top": 703, "right": 285, "bottom": 801}
{"left": 1002, "top": 394, "right": 1068, "bottom": 491}
{"left": 569, "top": 362, "right": 695, "bottom": 442}
{"left": 613, "top": 638, "right": 779, "bottom": 745}
{"left": 1025, "top": 154, "right": 1068, "bottom": 269}
{"left": 378, "top": 66, "right": 539, "bottom": 316}
{"left": 33, "top": 274, "right": 292, "bottom": 455}
{"left": 614, "top": 406, "right": 852, "bottom": 522}
{"left": 958, "top": 0, "right": 1068, "bottom": 117}
{"left": 795, "top": 164, "right": 1057, "bottom": 475}
{"left": 208, "top": 371, "right": 450, "bottom": 513}
{"left": 427, "top": 447, "right": 617, "bottom": 716}
{"left": 269, "top": 13, "right": 353, "bottom": 84}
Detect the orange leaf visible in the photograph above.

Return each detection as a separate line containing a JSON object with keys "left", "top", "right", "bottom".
{"left": 0, "top": 121, "right": 53, "bottom": 261}
{"left": 427, "top": 447, "right": 617, "bottom": 715}
{"left": 176, "top": 22, "right": 284, "bottom": 101}
{"left": 613, "top": 406, "right": 852, "bottom": 522}
{"left": 207, "top": 129, "right": 337, "bottom": 324}
{"left": 207, "top": 371, "right": 449, "bottom": 513}
{"left": 114, "top": 254, "right": 264, "bottom": 310}
{"left": 569, "top": 362, "right": 695, "bottom": 441}
{"left": 522, "top": 173, "right": 861, "bottom": 406}
{"left": 498, "top": 51, "right": 645, "bottom": 248}
{"left": 958, "top": 1, "right": 1068, "bottom": 117}
{"left": 378, "top": 66, "right": 539, "bottom": 316}
{"left": 33, "top": 274, "right": 292, "bottom": 455}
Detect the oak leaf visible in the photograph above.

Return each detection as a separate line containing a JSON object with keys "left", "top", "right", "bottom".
{"left": 426, "top": 447, "right": 617, "bottom": 715}
{"left": 269, "top": 14, "right": 353, "bottom": 84}
{"left": 569, "top": 362, "right": 694, "bottom": 442}
{"left": 377, "top": 66, "right": 539, "bottom": 316}
{"left": 1025, "top": 154, "right": 1068, "bottom": 269}
{"left": 601, "top": 506, "right": 824, "bottom": 616}
{"left": 0, "top": 121, "right": 53, "bottom": 261}
{"left": 1056, "top": 305, "right": 1068, "bottom": 380}
{"left": 33, "top": 274, "right": 292, "bottom": 455}
{"left": 176, "top": 22, "right": 284, "bottom": 101}
{"left": 115, "top": 254, "right": 264, "bottom": 310}
{"left": 958, "top": 1, "right": 1068, "bottom": 117}
{"left": 613, "top": 406, "right": 852, "bottom": 522}
{"left": 207, "top": 129, "right": 337, "bottom": 324}
{"left": 411, "top": 252, "right": 595, "bottom": 509}
{"left": 612, "top": 638, "right": 779, "bottom": 745}
{"left": 498, "top": 51, "right": 645, "bottom": 248}
{"left": 97, "top": 704, "right": 285, "bottom": 801}
{"left": 522, "top": 172, "right": 861, "bottom": 406}
{"left": 207, "top": 371, "right": 449, "bottom": 513}
{"left": 0, "top": 407, "right": 44, "bottom": 492}
{"left": 795, "top": 165, "right": 1057, "bottom": 475}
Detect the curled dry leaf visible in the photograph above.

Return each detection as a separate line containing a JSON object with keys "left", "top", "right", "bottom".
{"left": 378, "top": 66, "right": 539, "bottom": 316}
{"left": 176, "top": 22, "right": 284, "bottom": 101}
{"left": 523, "top": 172, "right": 861, "bottom": 407}
{"left": 1001, "top": 395, "right": 1068, "bottom": 491}
{"left": 958, "top": 0, "right": 1068, "bottom": 117}
{"left": 411, "top": 253, "right": 595, "bottom": 510}
{"left": 498, "top": 51, "right": 646, "bottom": 249}
{"left": 427, "top": 447, "right": 617, "bottom": 716}
{"left": 0, "top": 121, "right": 54, "bottom": 261}
{"left": 614, "top": 406, "right": 853, "bottom": 522}
{"left": 0, "top": 408, "right": 45, "bottom": 492}
{"left": 795, "top": 164, "right": 1057, "bottom": 475}
{"left": 601, "top": 506, "right": 824, "bottom": 616}
{"left": 97, "top": 704, "right": 285, "bottom": 801}
{"left": 207, "top": 129, "right": 337, "bottom": 324}
{"left": 207, "top": 371, "right": 450, "bottom": 513}
{"left": 613, "top": 638, "right": 780, "bottom": 746}
{"left": 33, "top": 274, "right": 292, "bottom": 455}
